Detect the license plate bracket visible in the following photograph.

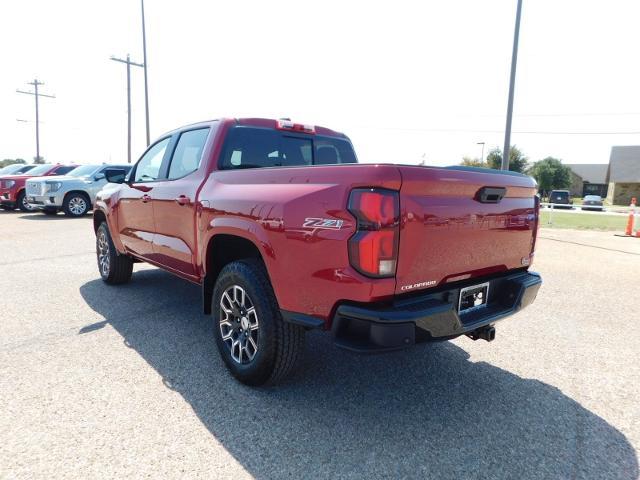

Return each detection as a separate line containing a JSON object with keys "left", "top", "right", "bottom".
{"left": 458, "top": 282, "right": 490, "bottom": 314}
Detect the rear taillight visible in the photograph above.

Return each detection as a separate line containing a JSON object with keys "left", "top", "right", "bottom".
{"left": 348, "top": 188, "right": 400, "bottom": 278}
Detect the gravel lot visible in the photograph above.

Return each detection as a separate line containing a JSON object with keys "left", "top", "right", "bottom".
{"left": 1, "top": 211, "right": 638, "bottom": 479}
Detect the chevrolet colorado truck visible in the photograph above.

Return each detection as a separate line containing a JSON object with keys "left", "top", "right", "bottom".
{"left": 26, "top": 164, "right": 131, "bottom": 216}
{"left": 0, "top": 163, "right": 78, "bottom": 212}
{"left": 94, "top": 117, "right": 542, "bottom": 385}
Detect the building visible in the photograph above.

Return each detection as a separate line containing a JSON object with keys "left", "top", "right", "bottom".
{"left": 565, "top": 163, "right": 609, "bottom": 197}
{"left": 606, "top": 146, "right": 640, "bottom": 205}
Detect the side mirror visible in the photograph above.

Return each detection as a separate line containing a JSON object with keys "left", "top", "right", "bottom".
{"left": 104, "top": 168, "right": 127, "bottom": 184}
{"left": 94, "top": 173, "right": 106, "bottom": 181}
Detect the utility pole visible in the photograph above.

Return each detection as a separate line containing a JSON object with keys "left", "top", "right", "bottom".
{"left": 16, "top": 79, "right": 55, "bottom": 163}
{"left": 477, "top": 142, "right": 485, "bottom": 164}
{"left": 110, "top": 54, "right": 144, "bottom": 163}
{"left": 502, "top": 0, "right": 523, "bottom": 170}
{"left": 141, "top": 0, "right": 151, "bottom": 146}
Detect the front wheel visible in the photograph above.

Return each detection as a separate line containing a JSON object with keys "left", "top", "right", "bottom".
{"left": 17, "top": 191, "right": 35, "bottom": 212}
{"left": 63, "top": 193, "right": 90, "bottom": 217}
{"left": 96, "top": 222, "right": 133, "bottom": 284}
{"left": 213, "top": 259, "right": 305, "bottom": 386}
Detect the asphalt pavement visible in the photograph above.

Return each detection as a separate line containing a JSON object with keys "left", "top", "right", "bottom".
{"left": 0, "top": 210, "right": 638, "bottom": 479}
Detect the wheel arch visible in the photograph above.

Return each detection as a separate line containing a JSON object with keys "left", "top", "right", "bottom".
{"left": 202, "top": 233, "right": 268, "bottom": 315}
{"left": 64, "top": 190, "right": 92, "bottom": 207}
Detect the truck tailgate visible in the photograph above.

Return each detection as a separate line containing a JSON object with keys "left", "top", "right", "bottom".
{"left": 395, "top": 166, "right": 538, "bottom": 295}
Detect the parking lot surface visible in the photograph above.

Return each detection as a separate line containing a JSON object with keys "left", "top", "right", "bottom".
{"left": 1, "top": 211, "right": 639, "bottom": 479}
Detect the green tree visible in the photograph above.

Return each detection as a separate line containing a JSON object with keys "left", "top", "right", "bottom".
{"left": 0, "top": 158, "right": 27, "bottom": 168}
{"left": 528, "top": 157, "right": 571, "bottom": 197}
{"left": 486, "top": 146, "right": 528, "bottom": 173}
{"left": 460, "top": 156, "right": 488, "bottom": 168}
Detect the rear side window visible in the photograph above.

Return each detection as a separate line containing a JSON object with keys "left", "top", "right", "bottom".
{"left": 220, "top": 127, "right": 356, "bottom": 170}
{"left": 168, "top": 128, "right": 210, "bottom": 180}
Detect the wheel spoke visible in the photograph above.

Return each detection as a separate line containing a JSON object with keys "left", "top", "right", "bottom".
{"left": 219, "top": 284, "right": 259, "bottom": 365}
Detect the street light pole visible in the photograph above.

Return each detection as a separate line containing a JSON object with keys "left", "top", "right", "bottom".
{"left": 141, "top": 0, "right": 150, "bottom": 146}
{"left": 16, "top": 79, "right": 55, "bottom": 163}
{"left": 111, "top": 55, "right": 144, "bottom": 163}
{"left": 477, "top": 142, "right": 485, "bottom": 164}
{"left": 502, "top": 0, "right": 523, "bottom": 170}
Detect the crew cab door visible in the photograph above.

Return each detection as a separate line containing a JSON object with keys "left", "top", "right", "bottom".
{"left": 147, "top": 127, "right": 210, "bottom": 279}
{"left": 117, "top": 137, "right": 171, "bottom": 258}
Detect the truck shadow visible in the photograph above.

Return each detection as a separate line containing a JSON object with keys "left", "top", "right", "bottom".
{"left": 79, "top": 269, "right": 638, "bottom": 479}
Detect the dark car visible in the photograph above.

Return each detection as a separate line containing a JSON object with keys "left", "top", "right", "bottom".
{"left": 581, "top": 195, "right": 604, "bottom": 211}
{"left": 549, "top": 190, "right": 573, "bottom": 209}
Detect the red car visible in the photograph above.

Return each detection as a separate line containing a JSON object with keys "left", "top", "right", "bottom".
{"left": 94, "top": 118, "right": 542, "bottom": 385}
{"left": 0, "top": 164, "right": 78, "bottom": 212}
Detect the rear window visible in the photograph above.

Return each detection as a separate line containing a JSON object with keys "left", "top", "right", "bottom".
{"left": 220, "top": 127, "right": 357, "bottom": 170}
{"left": 551, "top": 191, "right": 569, "bottom": 199}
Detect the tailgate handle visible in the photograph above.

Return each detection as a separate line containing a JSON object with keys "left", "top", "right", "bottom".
{"left": 476, "top": 186, "right": 506, "bottom": 204}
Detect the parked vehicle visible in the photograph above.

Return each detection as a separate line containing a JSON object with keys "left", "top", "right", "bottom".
{"left": 581, "top": 194, "right": 604, "bottom": 211}
{"left": 0, "top": 164, "right": 78, "bottom": 212}
{"left": 548, "top": 190, "right": 573, "bottom": 209}
{"left": 26, "top": 164, "right": 131, "bottom": 216}
{"left": 93, "top": 118, "right": 542, "bottom": 385}
{"left": 0, "top": 164, "right": 36, "bottom": 177}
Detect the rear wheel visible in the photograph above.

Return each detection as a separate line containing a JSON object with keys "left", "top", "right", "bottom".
{"left": 63, "top": 193, "right": 90, "bottom": 217}
{"left": 97, "top": 222, "right": 133, "bottom": 284}
{"left": 17, "top": 191, "right": 35, "bottom": 212}
{"left": 212, "top": 259, "right": 305, "bottom": 386}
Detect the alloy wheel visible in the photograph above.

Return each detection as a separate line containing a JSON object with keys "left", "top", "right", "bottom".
{"left": 219, "top": 285, "right": 259, "bottom": 364}
{"left": 97, "top": 230, "right": 110, "bottom": 277}
{"left": 21, "top": 195, "right": 35, "bottom": 211}
{"left": 69, "top": 197, "right": 87, "bottom": 215}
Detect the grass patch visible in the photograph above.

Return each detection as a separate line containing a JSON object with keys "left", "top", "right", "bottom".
{"left": 540, "top": 210, "right": 628, "bottom": 231}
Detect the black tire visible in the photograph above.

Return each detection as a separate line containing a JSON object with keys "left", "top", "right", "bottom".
{"left": 17, "top": 191, "right": 35, "bottom": 212}
{"left": 96, "top": 222, "right": 133, "bottom": 284}
{"left": 63, "top": 193, "right": 90, "bottom": 217}
{"left": 42, "top": 208, "right": 58, "bottom": 216}
{"left": 212, "top": 259, "right": 305, "bottom": 386}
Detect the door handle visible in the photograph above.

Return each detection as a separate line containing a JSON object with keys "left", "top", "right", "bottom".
{"left": 175, "top": 195, "right": 190, "bottom": 206}
{"left": 141, "top": 194, "right": 151, "bottom": 203}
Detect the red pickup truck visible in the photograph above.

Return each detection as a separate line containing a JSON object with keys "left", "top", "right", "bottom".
{"left": 94, "top": 118, "right": 541, "bottom": 385}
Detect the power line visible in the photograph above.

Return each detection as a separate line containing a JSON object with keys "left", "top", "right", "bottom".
{"left": 16, "top": 79, "right": 55, "bottom": 162}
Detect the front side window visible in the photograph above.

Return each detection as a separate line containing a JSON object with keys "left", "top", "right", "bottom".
{"left": 167, "top": 128, "right": 209, "bottom": 180}
{"left": 134, "top": 138, "right": 170, "bottom": 182}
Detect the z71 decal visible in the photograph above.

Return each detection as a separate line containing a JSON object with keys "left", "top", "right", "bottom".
{"left": 303, "top": 218, "right": 344, "bottom": 230}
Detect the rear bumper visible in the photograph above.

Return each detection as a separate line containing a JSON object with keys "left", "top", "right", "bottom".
{"left": 332, "top": 270, "right": 541, "bottom": 353}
